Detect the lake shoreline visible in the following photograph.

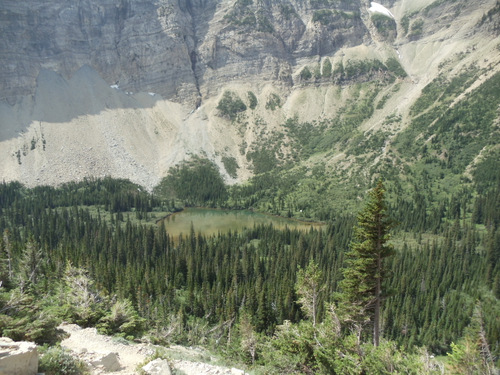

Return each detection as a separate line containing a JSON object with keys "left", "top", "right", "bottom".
{"left": 158, "top": 206, "right": 326, "bottom": 225}
{"left": 158, "top": 207, "right": 327, "bottom": 238}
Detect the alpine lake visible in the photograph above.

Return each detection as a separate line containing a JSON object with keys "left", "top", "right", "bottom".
{"left": 161, "top": 207, "right": 326, "bottom": 239}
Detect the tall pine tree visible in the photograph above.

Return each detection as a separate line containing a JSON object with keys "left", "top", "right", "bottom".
{"left": 337, "top": 179, "right": 395, "bottom": 346}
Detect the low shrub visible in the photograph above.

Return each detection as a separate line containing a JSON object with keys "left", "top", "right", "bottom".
{"left": 39, "top": 346, "right": 89, "bottom": 375}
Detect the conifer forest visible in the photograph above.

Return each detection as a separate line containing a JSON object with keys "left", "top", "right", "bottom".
{"left": 0, "top": 165, "right": 499, "bottom": 373}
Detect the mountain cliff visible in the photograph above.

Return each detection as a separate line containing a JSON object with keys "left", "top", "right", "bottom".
{"left": 0, "top": 0, "right": 370, "bottom": 104}
{"left": 0, "top": 0, "right": 499, "bottom": 190}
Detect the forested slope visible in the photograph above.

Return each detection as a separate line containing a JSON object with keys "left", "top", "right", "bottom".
{"left": 0, "top": 173, "right": 498, "bottom": 373}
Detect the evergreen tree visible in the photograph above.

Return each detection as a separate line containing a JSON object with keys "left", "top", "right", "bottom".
{"left": 61, "top": 264, "right": 104, "bottom": 326}
{"left": 337, "top": 179, "right": 395, "bottom": 346}
{"left": 18, "top": 236, "right": 45, "bottom": 293}
{"left": 296, "top": 259, "right": 324, "bottom": 328}
{"left": 238, "top": 311, "right": 260, "bottom": 365}
{"left": 447, "top": 302, "right": 496, "bottom": 374}
{"left": 1, "top": 230, "right": 13, "bottom": 287}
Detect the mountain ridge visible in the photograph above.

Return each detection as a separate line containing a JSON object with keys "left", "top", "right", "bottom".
{"left": 0, "top": 0, "right": 499, "bottom": 191}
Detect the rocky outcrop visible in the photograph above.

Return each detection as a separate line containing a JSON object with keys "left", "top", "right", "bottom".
{"left": 59, "top": 323, "right": 248, "bottom": 375}
{"left": 0, "top": 337, "right": 38, "bottom": 375}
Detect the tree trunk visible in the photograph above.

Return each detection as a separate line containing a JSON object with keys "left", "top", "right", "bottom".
{"left": 374, "top": 254, "right": 381, "bottom": 347}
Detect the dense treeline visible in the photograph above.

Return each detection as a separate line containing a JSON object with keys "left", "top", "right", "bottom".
{"left": 0, "top": 177, "right": 499, "bottom": 372}
{"left": 154, "top": 158, "right": 228, "bottom": 207}
{"left": 0, "top": 177, "right": 162, "bottom": 217}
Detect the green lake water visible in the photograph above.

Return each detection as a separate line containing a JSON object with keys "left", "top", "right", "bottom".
{"left": 161, "top": 208, "right": 325, "bottom": 238}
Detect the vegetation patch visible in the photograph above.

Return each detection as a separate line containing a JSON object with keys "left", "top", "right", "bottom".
{"left": 222, "top": 156, "right": 239, "bottom": 179}
{"left": 376, "top": 93, "right": 391, "bottom": 109}
{"left": 279, "top": 4, "right": 297, "bottom": 20}
{"left": 216, "top": 91, "right": 247, "bottom": 121}
{"left": 223, "top": 0, "right": 256, "bottom": 28}
{"left": 385, "top": 57, "right": 407, "bottom": 78}
{"left": 247, "top": 91, "right": 258, "bottom": 109}
{"left": 39, "top": 346, "right": 89, "bottom": 375}
{"left": 409, "top": 18, "right": 424, "bottom": 39}
{"left": 332, "top": 59, "right": 402, "bottom": 83}
{"left": 265, "top": 93, "right": 282, "bottom": 111}
{"left": 371, "top": 13, "right": 397, "bottom": 40}
{"left": 479, "top": 1, "right": 500, "bottom": 25}
{"left": 321, "top": 58, "right": 332, "bottom": 77}
{"left": 246, "top": 147, "right": 279, "bottom": 174}
{"left": 300, "top": 66, "right": 312, "bottom": 80}
{"left": 347, "top": 130, "right": 391, "bottom": 156}
{"left": 256, "top": 13, "right": 274, "bottom": 33}
{"left": 401, "top": 14, "right": 410, "bottom": 35}
{"left": 312, "top": 9, "right": 334, "bottom": 25}
{"left": 156, "top": 158, "right": 228, "bottom": 206}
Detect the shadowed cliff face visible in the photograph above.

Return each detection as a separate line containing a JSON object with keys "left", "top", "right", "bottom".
{"left": 0, "top": 0, "right": 199, "bottom": 103}
{"left": 0, "top": 0, "right": 368, "bottom": 105}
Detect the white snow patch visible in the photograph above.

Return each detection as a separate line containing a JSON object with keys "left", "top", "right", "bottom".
{"left": 369, "top": 2, "right": 395, "bottom": 19}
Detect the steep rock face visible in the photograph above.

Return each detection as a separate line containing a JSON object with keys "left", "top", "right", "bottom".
{"left": 0, "top": 0, "right": 369, "bottom": 105}
{"left": 0, "top": 0, "right": 198, "bottom": 104}
{"left": 195, "top": 0, "right": 369, "bottom": 98}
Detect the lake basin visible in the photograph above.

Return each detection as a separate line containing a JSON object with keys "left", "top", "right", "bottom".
{"left": 161, "top": 207, "right": 325, "bottom": 238}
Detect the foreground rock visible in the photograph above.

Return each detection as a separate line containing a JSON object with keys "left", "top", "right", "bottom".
{"left": 60, "top": 323, "right": 153, "bottom": 374}
{"left": 0, "top": 337, "right": 38, "bottom": 375}
{"left": 142, "top": 358, "right": 172, "bottom": 375}
{"left": 59, "top": 323, "right": 247, "bottom": 375}
{"left": 88, "top": 352, "right": 122, "bottom": 373}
